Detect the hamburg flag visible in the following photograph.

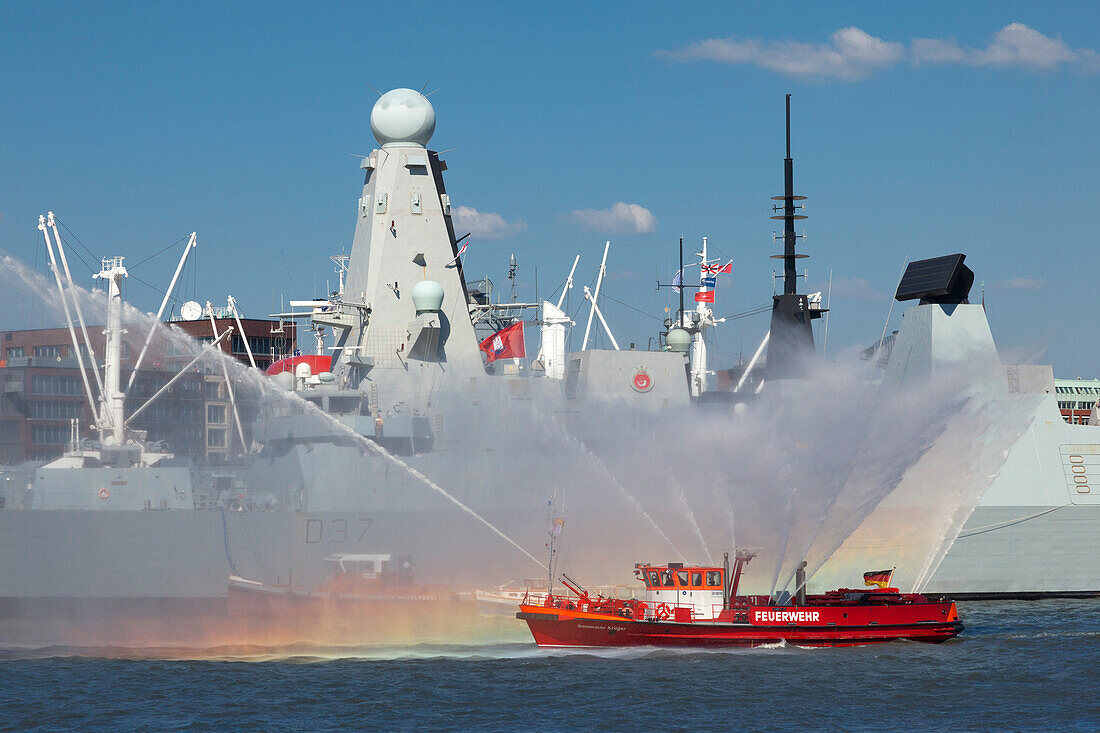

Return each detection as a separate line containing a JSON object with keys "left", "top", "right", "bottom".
{"left": 694, "top": 290, "right": 715, "bottom": 303}
{"left": 863, "top": 569, "right": 894, "bottom": 588}
{"left": 479, "top": 321, "right": 526, "bottom": 363}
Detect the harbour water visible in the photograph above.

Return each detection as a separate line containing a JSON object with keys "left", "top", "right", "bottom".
{"left": 0, "top": 600, "right": 1095, "bottom": 731}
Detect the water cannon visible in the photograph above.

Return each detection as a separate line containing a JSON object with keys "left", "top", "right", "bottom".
{"left": 559, "top": 572, "right": 590, "bottom": 602}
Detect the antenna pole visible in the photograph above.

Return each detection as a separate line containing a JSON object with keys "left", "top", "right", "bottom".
{"left": 48, "top": 215, "right": 106, "bottom": 396}
{"left": 39, "top": 215, "right": 100, "bottom": 426}
{"left": 581, "top": 241, "right": 609, "bottom": 350}
{"left": 783, "top": 94, "right": 796, "bottom": 295}
{"left": 678, "top": 236, "right": 684, "bottom": 327}
{"left": 228, "top": 295, "right": 258, "bottom": 369}
{"left": 786, "top": 94, "right": 791, "bottom": 158}
{"left": 555, "top": 255, "right": 580, "bottom": 310}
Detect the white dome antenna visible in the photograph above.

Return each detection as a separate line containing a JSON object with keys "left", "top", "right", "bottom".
{"left": 181, "top": 301, "right": 202, "bottom": 321}
{"left": 371, "top": 88, "right": 436, "bottom": 147}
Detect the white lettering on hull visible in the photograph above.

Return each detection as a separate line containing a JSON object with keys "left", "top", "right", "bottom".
{"left": 752, "top": 609, "right": 822, "bottom": 624}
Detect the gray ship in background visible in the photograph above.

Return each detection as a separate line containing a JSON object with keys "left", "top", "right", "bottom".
{"left": 0, "top": 88, "right": 1096, "bottom": 634}
{"left": 817, "top": 253, "right": 1100, "bottom": 598}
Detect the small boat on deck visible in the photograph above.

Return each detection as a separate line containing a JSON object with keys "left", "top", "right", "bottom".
{"left": 517, "top": 551, "right": 963, "bottom": 648}
{"left": 228, "top": 553, "right": 457, "bottom": 615}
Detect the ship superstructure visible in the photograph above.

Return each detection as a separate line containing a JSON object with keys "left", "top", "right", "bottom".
{"left": 817, "top": 254, "right": 1100, "bottom": 597}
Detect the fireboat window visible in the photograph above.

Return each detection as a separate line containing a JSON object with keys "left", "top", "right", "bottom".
{"left": 692, "top": 572, "right": 703, "bottom": 587}
{"left": 660, "top": 570, "right": 674, "bottom": 587}
{"left": 706, "top": 571, "right": 722, "bottom": 587}
{"left": 676, "top": 570, "right": 689, "bottom": 586}
{"left": 647, "top": 570, "right": 660, "bottom": 587}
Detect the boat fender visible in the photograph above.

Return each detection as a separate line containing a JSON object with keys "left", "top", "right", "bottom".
{"left": 97, "top": 488, "right": 110, "bottom": 500}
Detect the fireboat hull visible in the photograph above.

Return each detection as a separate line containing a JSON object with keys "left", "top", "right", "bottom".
{"left": 517, "top": 605, "right": 963, "bottom": 648}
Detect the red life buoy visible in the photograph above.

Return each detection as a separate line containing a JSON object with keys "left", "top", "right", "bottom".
{"left": 654, "top": 603, "right": 672, "bottom": 620}
{"left": 98, "top": 488, "right": 109, "bottom": 500}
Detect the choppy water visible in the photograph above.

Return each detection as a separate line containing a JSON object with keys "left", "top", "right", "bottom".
{"left": 0, "top": 600, "right": 1096, "bottom": 732}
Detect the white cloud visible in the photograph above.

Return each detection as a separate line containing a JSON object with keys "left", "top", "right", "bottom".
{"left": 566, "top": 202, "right": 657, "bottom": 234}
{"left": 658, "top": 23, "right": 1098, "bottom": 80}
{"left": 995, "top": 277, "right": 1046, "bottom": 291}
{"left": 824, "top": 276, "right": 886, "bottom": 302}
{"left": 450, "top": 206, "right": 526, "bottom": 240}
{"left": 658, "top": 27, "right": 904, "bottom": 80}
{"left": 912, "top": 23, "right": 1097, "bottom": 71}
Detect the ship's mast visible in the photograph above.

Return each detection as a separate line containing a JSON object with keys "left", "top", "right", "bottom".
{"left": 764, "top": 94, "right": 820, "bottom": 380}
{"left": 781, "top": 95, "right": 798, "bottom": 295}
{"left": 689, "top": 238, "right": 711, "bottom": 397}
{"left": 94, "top": 256, "right": 129, "bottom": 445}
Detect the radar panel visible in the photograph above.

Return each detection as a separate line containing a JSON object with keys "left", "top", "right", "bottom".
{"left": 895, "top": 254, "right": 974, "bottom": 304}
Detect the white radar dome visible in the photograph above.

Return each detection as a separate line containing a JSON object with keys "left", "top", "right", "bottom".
{"left": 371, "top": 88, "right": 436, "bottom": 147}
{"left": 411, "top": 279, "right": 445, "bottom": 313}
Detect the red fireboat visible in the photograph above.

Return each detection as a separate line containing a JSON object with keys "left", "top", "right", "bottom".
{"left": 517, "top": 551, "right": 962, "bottom": 648}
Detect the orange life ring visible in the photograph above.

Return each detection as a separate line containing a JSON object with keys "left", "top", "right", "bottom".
{"left": 654, "top": 603, "right": 672, "bottom": 620}
{"left": 97, "top": 488, "right": 109, "bottom": 500}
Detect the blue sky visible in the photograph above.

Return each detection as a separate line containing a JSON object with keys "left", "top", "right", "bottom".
{"left": 2, "top": 1, "right": 1097, "bottom": 372}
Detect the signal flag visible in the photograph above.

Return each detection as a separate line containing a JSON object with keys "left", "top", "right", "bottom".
{"left": 479, "top": 321, "right": 526, "bottom": 364}
{"left": 863, "top": 569, "right": 895, "bottom": 589}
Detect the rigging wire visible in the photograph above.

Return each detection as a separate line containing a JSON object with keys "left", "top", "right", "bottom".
{"left": 128, "top": 272, "right": 171, "bottom": 300}
{"left": 53, "top": 216, "right": 99, "bottom": 272}
{"left": 130, "top": 234, "right": 190, "bottom": 271}
{"left": 52, "top": 230, "right": 96, "bottom": 275}
{"left": 717, "top": 303, "right": 772, "bottom": 320}
{"left": 601, "top": 293, "right": 666, "bottom": 324}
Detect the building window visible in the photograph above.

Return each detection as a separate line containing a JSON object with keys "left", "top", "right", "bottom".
{"left": 32, "top": 424, "right": 69, "bottom": 444}
{"left": 28, "top": 400, "right": 84, "bottom": 420}
{"left": 34, "top": 345, "right": 64, "bottom": 359}
{"left": 207, "top": 428, "right": 226, "bottom": 448}
{"left": 207, "top": 404, "right": 227, "bottom": 424}
{"left": 5, "top": 347, "right": 24, "bottom": 358}
{"left": 32, "top": 375, "right": 83, "bottom": 396}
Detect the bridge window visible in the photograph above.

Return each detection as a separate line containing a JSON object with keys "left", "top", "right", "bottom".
{"left": 676, "top": 570, "right": 689, "bottom": 586}
{"left": 706, "top": 571, "right": 722, "bottom": 587}
{"left": 692, "top": 572, "right": 702, "bottom": 587}
{"left": 660, "top": 570, "right": 674, "bottom": 587}
{"left": 647, "top": 571, "right": 659, "bottom": 588}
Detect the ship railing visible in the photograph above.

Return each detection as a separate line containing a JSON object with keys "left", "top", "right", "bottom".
{"left": 534, "top": 592, "right": 644, "bottom": 619}
{"left": 639, "top": 600, "right": 763, "bottom": 622}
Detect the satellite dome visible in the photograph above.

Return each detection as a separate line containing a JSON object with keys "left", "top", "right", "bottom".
{"left": 666, "top": 328, "right": 691, "bottom": 353}
{"left": 411, "top": 279, "right": 445, "bottom": 313}
{"left": 371, "top": 88, "right": 436, "bottom": 147}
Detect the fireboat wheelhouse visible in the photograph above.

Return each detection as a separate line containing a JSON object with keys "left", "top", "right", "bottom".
{"left": 517, "top": 551, "right": 963, "bottom": 648}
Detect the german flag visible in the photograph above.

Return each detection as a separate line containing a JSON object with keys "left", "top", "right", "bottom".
{"left": 863, "top": 569, "right": 894, "bottom": 588}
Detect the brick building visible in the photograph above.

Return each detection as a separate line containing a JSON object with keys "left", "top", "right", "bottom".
{"left": 0, "top": 317, "right": 296, "bottom": 464}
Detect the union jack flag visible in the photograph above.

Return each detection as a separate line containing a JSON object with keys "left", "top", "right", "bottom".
{"left": 701, "top": 260, "right": 733, "bottom": 275}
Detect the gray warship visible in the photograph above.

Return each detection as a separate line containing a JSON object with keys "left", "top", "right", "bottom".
{"left": 0, "top": 89, "right": 1096, "bottom": 631}
{"left": 0, "top": 88, "right": 694, "bottom": 620}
